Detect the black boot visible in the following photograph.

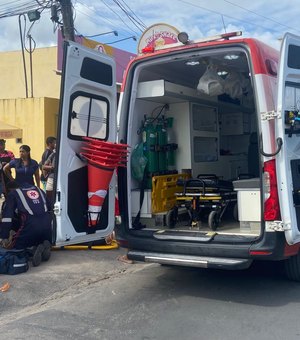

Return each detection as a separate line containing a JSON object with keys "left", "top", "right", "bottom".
{"left": 32, "top": 243, "right": 44, "bottom": 267}
{"left": 41, "top": 240, "right": 51, "bottom": 262}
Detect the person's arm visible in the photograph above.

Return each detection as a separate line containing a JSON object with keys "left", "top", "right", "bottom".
{"left": 3, "top": 163, "right": 14, "bottom": 181}
{"left": 0, "top": 193, "right": 15, "bottom": 239}
{"left": 8, "top": 151, "right": 15, "bottom": 160}
{"left": 42, "top": 161, "right": 54, "bottom": 172}
{"left": 34, "top": 168, "right": 40, "bottom": 188}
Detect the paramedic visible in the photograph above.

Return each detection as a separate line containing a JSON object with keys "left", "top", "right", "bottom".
{"left": 0, "top": 181, "right": 52, "bottom": 266}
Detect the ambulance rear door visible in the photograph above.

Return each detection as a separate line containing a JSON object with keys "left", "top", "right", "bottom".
{"left": 54, "top": 41, "right": 117, "bottom": 246}
{"left": 276, "top": 33, "right": 300, "bottom": 245}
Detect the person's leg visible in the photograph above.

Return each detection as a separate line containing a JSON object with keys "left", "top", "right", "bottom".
{"left": 13, "top": 224, "right": 45, "bottom": 266}
{"left": 12, "top": 215, "right": 52, "bottom": 265}
{"left": 31, "top": 214, "right": 52, "bottom": 264}
{"left": 45, "top": 177, "right": 54, "bottom": 205}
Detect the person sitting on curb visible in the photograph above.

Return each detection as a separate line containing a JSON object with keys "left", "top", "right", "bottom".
{"left": 0, "top": 181, "right": 52, "bottom": 267}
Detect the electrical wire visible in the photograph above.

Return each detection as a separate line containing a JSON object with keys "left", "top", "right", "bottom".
{"left": 0, "top": 0, "right": 51, "bottom": 19}
{"left": 223, "top": 0, "right": 298, "bottom": 33}
{"left": 111, "top": 0, "right": 144, "bottom": 33}
{"left": 75, "top": 1, "right": 137, "bottom": 36}
{"left": 117, "top": 0, "right": 146, "bottom": 29}
{"left": 0, "top": 0, "right": 29, "bottom": 9}
{"left": 176, "top": 0, "right": 300, "bottom": 35}
{"left": 100, "top": 0, "right": 141, "bottom": 35}
{"left": 35, "top": 0, "right": 53, "bottom": 8}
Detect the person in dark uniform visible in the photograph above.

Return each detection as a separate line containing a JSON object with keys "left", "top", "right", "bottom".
{"left": 0, "top": 181, "right": 52, "bottom": 266}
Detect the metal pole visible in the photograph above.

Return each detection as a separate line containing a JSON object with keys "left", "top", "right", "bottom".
{"left": 18, "top": 14, "right": 28, "bottom": 98}
{"left": 29, "top": 35, "right": 33, "bottom": 98}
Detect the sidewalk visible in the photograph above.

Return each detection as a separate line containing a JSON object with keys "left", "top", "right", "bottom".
{"left": 0, "top": 246, "right": 133, "bottom": 321}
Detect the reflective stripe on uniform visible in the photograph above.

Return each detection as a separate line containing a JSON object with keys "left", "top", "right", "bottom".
{"left": 37, "top": 187, "right": 48, "bottom": 212}
{"left": 1, "top": 217, "right": 12, "bottom": 222}
{"left": 15, "top": 188, "right": 34, "bottom": 215}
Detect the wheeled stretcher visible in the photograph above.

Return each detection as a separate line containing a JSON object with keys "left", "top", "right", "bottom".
{"left": 166, "top": 174, "right": 237, "bottom": 230}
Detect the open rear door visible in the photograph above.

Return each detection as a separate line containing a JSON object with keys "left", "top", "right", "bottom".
{"left": 54, "top": 41, "right": 117, "bottom": 246}
{"left": 276, "top": 33, "right": 300, "bottom": 244}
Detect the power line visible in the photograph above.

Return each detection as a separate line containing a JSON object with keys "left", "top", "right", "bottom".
{"left": 0, "top": 0, "right": 51, "bottom": 19}
{"left": 75, "top": 0, "right": 138, "bottom": 36}
{"left": 111, "top": 0, "right": 145, "bottom": 31}
{"left": 117, "top": 0, "right": 146, "bottom": 29}
{"left": 176, "top": 0, "right": 300, "bottom": 35}
{"left": 110, "top": 0, "right": 144, "bottom": 33}
{"left": 223, "top": 0, "right": 298, "bottom": 33}
{"left": 0, "top": 0, "right": 30, "bottom": 9}
{"left": 100, "top": 0, "right": 141, "bottom": 35}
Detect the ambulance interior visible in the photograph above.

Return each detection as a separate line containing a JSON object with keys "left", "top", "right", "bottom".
{"left": 126, "top": 47, "right": 261, "bottom": 237}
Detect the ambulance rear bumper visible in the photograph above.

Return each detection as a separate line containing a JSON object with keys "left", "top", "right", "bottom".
{"left": 127, "top": 250, "right": 252, "bottom": 270}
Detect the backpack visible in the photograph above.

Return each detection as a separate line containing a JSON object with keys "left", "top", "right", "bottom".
{"left": 0, "top": 248, "right": 29, "bottom": 275}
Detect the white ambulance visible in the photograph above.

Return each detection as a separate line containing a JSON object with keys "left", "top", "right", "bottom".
{"left": 55, "top": 30, "right": 300, "bottom": 281}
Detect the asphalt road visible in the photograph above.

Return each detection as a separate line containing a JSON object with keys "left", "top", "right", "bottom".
{"left": 0, "top": 248, "right": 300, "bottom": 340}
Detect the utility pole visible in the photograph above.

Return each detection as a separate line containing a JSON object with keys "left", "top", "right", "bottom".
{"left": 59, "top": 0, "right": 75, "bottom": 41}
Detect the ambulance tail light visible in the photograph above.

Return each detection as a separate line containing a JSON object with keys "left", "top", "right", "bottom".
{"left": 263, "top": 159, "right": 281, "bottom": 221}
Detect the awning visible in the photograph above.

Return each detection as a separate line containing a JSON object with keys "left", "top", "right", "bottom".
{"left": 0, "top": 121, "right": 23, "bottom": 139}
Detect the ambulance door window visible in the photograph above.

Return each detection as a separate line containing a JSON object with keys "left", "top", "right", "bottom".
{"left": 80, "top": 57, "right": 113, "bottom": 86}
{"left": 69, "top": 92, "right": 109, "bottom": 140}
{"left": 288, "top": 45, "right": 300, "bottom": 69}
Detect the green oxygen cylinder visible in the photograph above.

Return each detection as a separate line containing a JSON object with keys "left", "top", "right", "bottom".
{"left": 143, "top": 118, "right": 158, "bottom": 174}
{"left": 156, "top": 117, "right": 168, "bottom": 173}
{"left": 166, "top": 117, "right": 177, "bottom": 170}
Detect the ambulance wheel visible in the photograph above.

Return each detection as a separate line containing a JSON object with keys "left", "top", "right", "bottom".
{"left": 166, "top": 207, "right": 178, "bottom": 228}
{"left": 208, "top": 211, "right": 219, "bottom": 231}
{"left": 284, "top": 251, "right": 300, "bottom": 281}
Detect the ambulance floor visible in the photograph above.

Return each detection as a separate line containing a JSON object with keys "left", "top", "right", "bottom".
{"left": 139, "top": 216, "right": 261, "bottom": 236}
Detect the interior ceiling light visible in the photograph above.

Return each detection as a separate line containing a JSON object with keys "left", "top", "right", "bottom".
{"left": 186, "top": 61, "right": 200, "bottom": 66}
{"left": 217, "top": 71, "right": 228, "bottom": 76}
{"left": 224, "top": 54, "right": 240, "bottom": 60}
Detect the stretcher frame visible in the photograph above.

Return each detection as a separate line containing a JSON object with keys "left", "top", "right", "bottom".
{"left": 166, "top": 176, "right": 237, "bottom": 230}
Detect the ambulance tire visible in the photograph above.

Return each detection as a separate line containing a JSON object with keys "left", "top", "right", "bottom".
{"left": 208, "top": 211, "right": 219, "bottom": 231}
{"left": 284, "top": 252, "right": 300, "bottom": 281}
{"left": 166, "top": 207, "right": 178, "bottom": 228}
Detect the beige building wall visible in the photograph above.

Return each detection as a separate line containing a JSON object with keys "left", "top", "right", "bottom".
{"left": 0, "top": 46, "right": 60, "bottom": 164}
{"left": 0, "top": 97, "right": 59, "bottom": 162}
{"left": 0, "top": 46, "right": 60, "bottom": 99}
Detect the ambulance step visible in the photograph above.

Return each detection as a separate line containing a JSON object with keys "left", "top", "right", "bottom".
{"left": 154, "top": 229, "right": 216, "bottom": 242}
{"left": 127, "top": 251, "right": 252, "bottom": 270}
